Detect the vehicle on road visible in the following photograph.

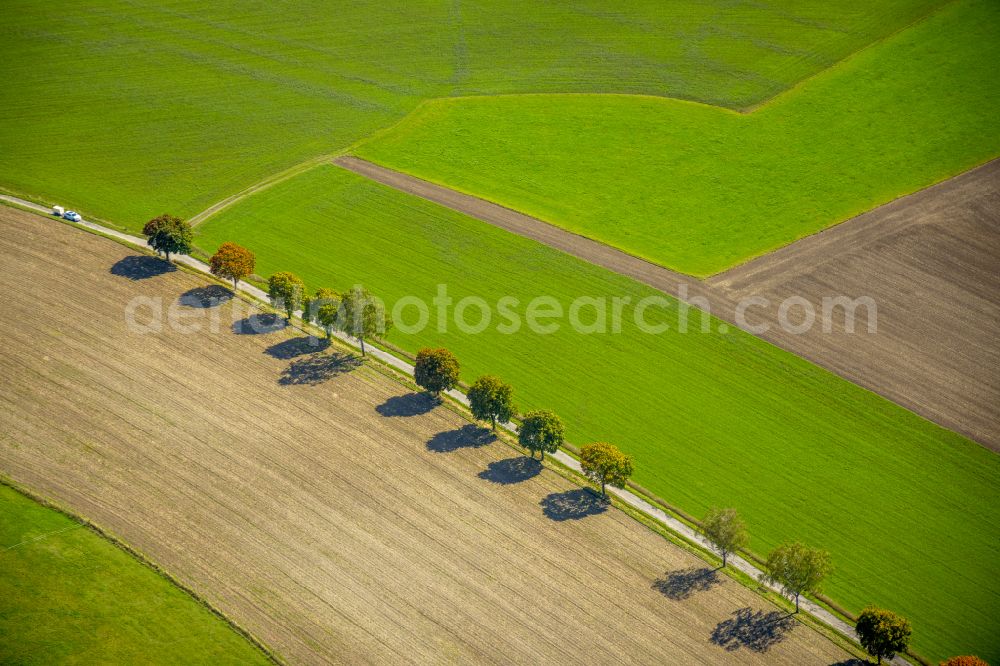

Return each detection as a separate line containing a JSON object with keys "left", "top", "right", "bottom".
{"left": 63, "top": 210, "right": 82, "bottom": 222}
{"left": 52, "top": 205, "right": 64, "bottom": 217}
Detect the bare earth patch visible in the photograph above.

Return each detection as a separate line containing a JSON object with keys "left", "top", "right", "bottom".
{"left": 0, "top": 207, "right": 849, "bottom": 663}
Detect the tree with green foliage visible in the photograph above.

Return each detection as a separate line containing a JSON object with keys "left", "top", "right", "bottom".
{"left": 414, "top": 348, "right": 460, "bottom": 400}
{"left": 855, "top": 606, "right": 911, "bottom": 664}
{"left": 579, "top": 442, "right": 633, "bottom": 497}
{"left": 467, "top": 375, "right": 516, "bottom": 432}
{"left": 267, "top": 272, "right": 305, "bottom": 321}
{"left": 702, "top": 507, "right": 749, "bottom": 568}
{"left": 518, "top": 410, "right": 564, "bottom": 461}
{"left": 339, "top": 285, "right": 392, "bottom": 356}
{"left": 142, "top": 214, "right": 192, "bottom": 262}
{"left": 310, "top": 288, "right": 341, "bottom": 338}
{"left": 763, "top": 542, "right": 831, "bottom": 613}
{"left": 208, "top": 241, "right": 255, "bottom": 289}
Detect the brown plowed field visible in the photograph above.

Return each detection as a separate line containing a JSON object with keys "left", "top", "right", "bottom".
{"left": 710, "top": 160, "right": 1000, "bottom": 450}
{"left": 0, "top": 206, "right": 850, "bottom": 663}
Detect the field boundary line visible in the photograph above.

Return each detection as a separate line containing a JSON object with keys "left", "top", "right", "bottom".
{"left": 0, "top": 476, "right": 284, "bottom": 665}
{"left": 743, "top": 0, "right": 958, "bottom": 113}
{"left": 705, "top": 154, "right": 1000, "bottom": 284}
{"left": 340, "top": 0, "right": 957, "bottom": 156}
{"left": 1, "top": 196, "right": 912, "bottom": 664}
{"left": 333, "top": 156, "right": 721, "bottom": 298}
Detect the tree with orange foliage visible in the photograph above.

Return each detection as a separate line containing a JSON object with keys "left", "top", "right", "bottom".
{"left": 940, "top": 657, "right": 989, "bottom": 666}
{"left": 209, "top": 242, "right": 255, "bottom": 290}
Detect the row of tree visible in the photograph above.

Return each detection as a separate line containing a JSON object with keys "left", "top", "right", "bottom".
{"left": 266, "top": 273, "right": 391, "bottom": 356}
{"left": 143, "top": 216, "right": 256, "bottom": 292}
{"left": 412, "top": 346, "right": 950, "bottom": 666}
{"left": 687, "top": 507, "right": 920, "bottom": 664}
{"left": 414, "top": 348, "right": 635, "bottom": 497}
{"left": 161, "top": 229, "right": 981, "bottom": 666}
{"left": 139, "top": 217, "right": 391, "bottom": 356}
{"left": 139, "top": 217, "right": 390, "bottom": 356}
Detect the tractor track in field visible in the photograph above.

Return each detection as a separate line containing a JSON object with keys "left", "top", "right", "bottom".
{"left": 188, "top": 153, "right": 340, "bottom": 226}
{"left": 334, "top": 155, "right": 1000, "bottom": 451}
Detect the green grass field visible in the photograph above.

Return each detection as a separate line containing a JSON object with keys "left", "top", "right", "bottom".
{"left": 3, "top": 0, "right": 997, "bottom": 661}
{"left": 0, "top": 484, "right": 271, "bottom": 665}
{"left": 0, "top": 0, "right": 939, "bottom": 230}
{"left": 0, "top": 0, "right": 451, "bottom": 227}
{"left": 197, "top": 164, "right": 1000, "bottom": 662}
{"left": 426, "top": 0, "right": 942, "bottom": 106}
{"left": 356, "top": 0, "right": 1000, "bottom": 276}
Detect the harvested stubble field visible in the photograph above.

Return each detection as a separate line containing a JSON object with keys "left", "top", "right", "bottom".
{"left": 0, "top": 206, "right": 851, "bottom": 664}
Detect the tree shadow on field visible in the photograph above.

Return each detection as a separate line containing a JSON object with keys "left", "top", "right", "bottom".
{"left": 178, "top": 285, "right": 232, "bottom": 308}
{"left": 828, "top": 661, "right": 867, "bottom": 666}
{"left": 232, "top": 313, "right": 285, "bottom": 335}
{"left": 478, "top": 457, "right": 542, "bottom": 485}
{"left": 266, "top": 335, "right": 329, "bottom": 359}
{"left": 279, "top": 352, "right": 361, "bottom": 386}
{"left": 540, "top": 488, "right": 608, "bottom": 522}
{"left": 376, "top": 393, "right": 436, "bottom": 417}
{"left": 110, "top": 255, "right": 175, "bottom": 280}
{"left": 652, "top": 567, "right": 721, "bottom": 601}
{"left": 426, "top": 424, "right": 495, "bottom": 453}
{"left": 710, "top": 607, "right": 796, "bottom": 653}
